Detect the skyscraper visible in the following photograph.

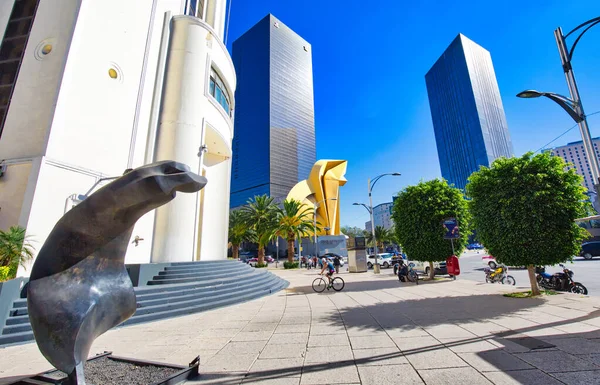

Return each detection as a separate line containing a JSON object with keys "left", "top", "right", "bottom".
{"left": 547, "top": 138, "right": 600, "bottom": 191}
{"left": 425, "top": 34, "right": 513, "bottom": 190}
{"left": 230, "top": 14, "right": 316, "bottom": 208}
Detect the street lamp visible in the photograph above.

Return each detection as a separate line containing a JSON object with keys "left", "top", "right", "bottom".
{"left": 313, "top": 198, "right": 337, "bottom": 258}
{"left": 354, "top": 172, "right": 401, "bottom": 270}
{"left": 517, "top": 16, "right": 600, "bottom": 199}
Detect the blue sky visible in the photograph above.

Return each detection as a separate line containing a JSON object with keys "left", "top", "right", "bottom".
{"left": 225, "top": 1, "right": 600, "bottom": 229}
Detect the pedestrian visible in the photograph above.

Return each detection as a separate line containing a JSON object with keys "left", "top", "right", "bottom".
{"left": 333, "top": 256, "right": 340, "bottom": 274}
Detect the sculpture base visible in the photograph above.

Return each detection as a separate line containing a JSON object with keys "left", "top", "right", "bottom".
{"left": 8, "top": 352, "right": 199, "bottom": 385}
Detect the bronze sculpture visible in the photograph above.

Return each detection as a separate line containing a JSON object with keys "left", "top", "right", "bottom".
{"left": 27, "top": 161, "right": 206, "bottom": 384}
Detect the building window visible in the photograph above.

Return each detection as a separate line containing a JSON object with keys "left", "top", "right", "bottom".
{"left": 0, "top": 0, "right": 40, "bottom": 139}
{"left": 209, "top": 68, "right": 231, "bottom": 115}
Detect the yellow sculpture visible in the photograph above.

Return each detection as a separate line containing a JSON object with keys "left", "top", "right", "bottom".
{"left": 286, "top": 160, "right": 348, "bottom": 236}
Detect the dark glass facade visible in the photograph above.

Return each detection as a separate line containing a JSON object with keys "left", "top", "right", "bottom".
{"left": 230, "top": 14, "right": 316, "bottom": 207}
{"left": 425, "top": 34, "right": 513, "bottom": 191}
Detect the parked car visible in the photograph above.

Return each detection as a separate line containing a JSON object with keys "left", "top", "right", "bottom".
{"left": 411, "top": 260, "right": 447, "bottom": 276}
{"left": 247, "top": 255, "right": 273, "bottom": 266}
{"left": 367, "top": 253, "right": 394, "bottom": 268}
{"left": 482, "top": 255, "right": 497, "bottom": 268}
{"left": 238, "top": 251, "right": 256, "bottom": 263}
{"left": 580, "top": 242, "right": 600, "bottom": 260}
{"left": 467, "top": 243, "right": 484, "bottom": 250}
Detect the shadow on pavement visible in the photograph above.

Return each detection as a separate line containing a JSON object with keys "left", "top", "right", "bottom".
{"left": 325, "top": 293, "right": 547, "bottom": 330}
{"left": 287, "top": 275, "right": 448, "bottom": 295}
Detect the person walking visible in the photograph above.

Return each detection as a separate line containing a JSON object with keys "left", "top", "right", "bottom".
{"left": 333, "top": 255, "right": 341, "bottom": 274}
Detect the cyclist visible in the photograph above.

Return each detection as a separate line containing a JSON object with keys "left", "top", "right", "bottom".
{"left": 319, "top": 257, "right": 336, "bottom": 286}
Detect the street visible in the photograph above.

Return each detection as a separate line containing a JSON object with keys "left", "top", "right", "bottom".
{"left": 452, "top": 250, "right": 600, "bottom": 296}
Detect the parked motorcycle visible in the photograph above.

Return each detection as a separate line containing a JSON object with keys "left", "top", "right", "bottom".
{"left": 396, "top": 262, "right": 419, "bottom": 285}
{"left": 536, "top": 264, "right": 588, "bottom": 294}
{"left": 484, "top": 264, "right": 515, "bottom": 285}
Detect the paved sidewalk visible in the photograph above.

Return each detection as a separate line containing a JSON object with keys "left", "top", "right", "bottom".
{"left": 1, "top": 269, "right": 600, "bottom": 384}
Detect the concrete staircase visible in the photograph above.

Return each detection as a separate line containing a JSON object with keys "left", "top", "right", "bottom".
{"left": 0, "top": 260, "right": 288, "bottom": 347}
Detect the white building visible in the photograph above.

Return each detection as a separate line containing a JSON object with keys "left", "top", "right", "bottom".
{"left": 0, "top": 0, "right": 236, "bottom": 276}
{"left": 373, "top": 202, "right": 394, "bottom": 230}
{"left": 548, "top": 137, "right": 600, "bottom": 191}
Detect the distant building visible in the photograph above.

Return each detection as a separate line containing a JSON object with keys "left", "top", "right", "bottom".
{"left": 373, "top": 202, "right": 394, "bottom": 230}
{"left": 365, "top": 221, "right": 372, "bottom": 232}
{"left": 425, "top": 34, "right": 513, "bottom": 191}
{"left": 547, "top": 138, "right": 600, "bottom": 191}
{"left": 230, "top": 14, "right": 316, "bottom": 207}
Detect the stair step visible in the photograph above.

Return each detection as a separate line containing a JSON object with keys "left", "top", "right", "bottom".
{"left": 137, "top": 272, "right": 273, "bottom": 302}
{"left": 6, "top": 315, "right": 30, "bottom": 325}
{"left": 137, "top": 274, "right": 278, "bottom": 309}
{"left": 163, "top": 263, "right": 252, "bottom": 272}
{"left": 0, "top": 331, "right": 34, "bottom": 346}
{"left": 135, "top": 276, "right": 282, "bottom": 315}
{"left": 9, "top": 307, "right": 28, "bottom": 316}
{"left": 169, "top": 260, "right": 240, "bottom": 267}
{"left": 2, "top": 323, "right": 31, "bottom": 335}
{"left": 134, "top": 270, "right": 268, "bottom": 296}
{"left": 123, "top": 281, "right": 289, "bottom": 326}
{"left": 12, "top": 299, "right": 27, "bottom": 308}
{"left": 158, "top": 265, "right": 251, "bottom": 275}
{"left": 152, "top": 270, "right": 246, "bottom": 280}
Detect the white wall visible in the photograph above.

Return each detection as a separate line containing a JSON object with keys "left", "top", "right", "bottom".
{"left": 46, "top": 0, "right": 155, "bottom": 176}
{"left": 0, "top": 0, "right": 81, "bottom": 159}
{"left": 0, "top": 161, "right": 33, "bottom": 230}
{"left": 198, "top": 155, "right": 231, "bottom": 260}
{"left": 152, "top": 16, "right": 235, "bottom": 262}
{"left": 16, "top": 159, "right": 101, "bottom": 276}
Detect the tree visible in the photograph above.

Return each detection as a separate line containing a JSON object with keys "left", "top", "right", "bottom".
{"left": 467, "top": 152, "right": 587, "bottom": 296}
{"left": 340, "top": 226, "right": 367, "bottom": 239}
{"left": 272, "top": 199, "right": 315, "bottom": 263}
{"left": 366, "top": 226, "right": 391, "bottom": 250}
{"left": 0, "top": 226, "right": 35, "bottom": 279}
{"left": 240, "top": 195, "right": 279, "bottom": 265}
{"left": 392, "top": 179, "right": 470, "bottom": 279}
{"left": 228, "top": 210, "right": 255, "bottom": 260}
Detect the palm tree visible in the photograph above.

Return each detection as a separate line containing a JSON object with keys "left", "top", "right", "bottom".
{"left": 228, "top": 210, "right": 255, "bottom": 260}
{"left": 240, "top": 195, "right": 279, "bottom": 265}
{"left": 272, "top": 199, "right": 315, "bottom": 263}
{"left": 0, "top": 226, "right": 35, "bottom": 278}
{"left": 367, "top": 226, "right": 391, "bottom": 250}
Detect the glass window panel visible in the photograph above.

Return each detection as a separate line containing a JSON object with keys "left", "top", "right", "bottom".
{"left": 11, "top": 0, "right": 38, "bottom": 19}
{"left": 0, "top": 61, "right": 19, "bottom": 86}
{"left": 0, "top": 36, "right": 27, "bottom": 61}
{"left": 4, "top": 18, "right": 33, "bottom": 39}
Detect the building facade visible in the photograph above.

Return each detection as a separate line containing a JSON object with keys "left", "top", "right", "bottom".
{"left": 547, "top": 137, "right": 600, "bottom": 191}
{"left": 0, "top": 0, "right": 236, "bottom": 276}
{"left": 230, "top": 14, "right": 316, "bottom": 208}
{"left": 373, "top": 202, "right": 394, "bottom": 230}
{"left": 425, "top": 34, "right": 513, "bottom": 191}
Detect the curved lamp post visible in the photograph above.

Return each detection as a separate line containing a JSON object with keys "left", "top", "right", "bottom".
{"left": 354, "top": 172, "right": 401, "bottom": 271}
{"left": 517, "top": 16, "right": 600, "bottom": 198}
{"left": 313, "top": 198, "right": 337, "bottom": 258}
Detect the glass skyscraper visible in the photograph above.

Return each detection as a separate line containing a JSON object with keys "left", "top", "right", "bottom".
{"left": 230, "top": 14, "right": 316, "bottom": 208}
{"left": 425, "top": 34, "right": 513, "bottom": 191}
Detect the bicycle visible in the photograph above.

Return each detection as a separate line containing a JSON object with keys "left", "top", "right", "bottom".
{"left": 312, "top": 274, "right": 345, "bottom": 292}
